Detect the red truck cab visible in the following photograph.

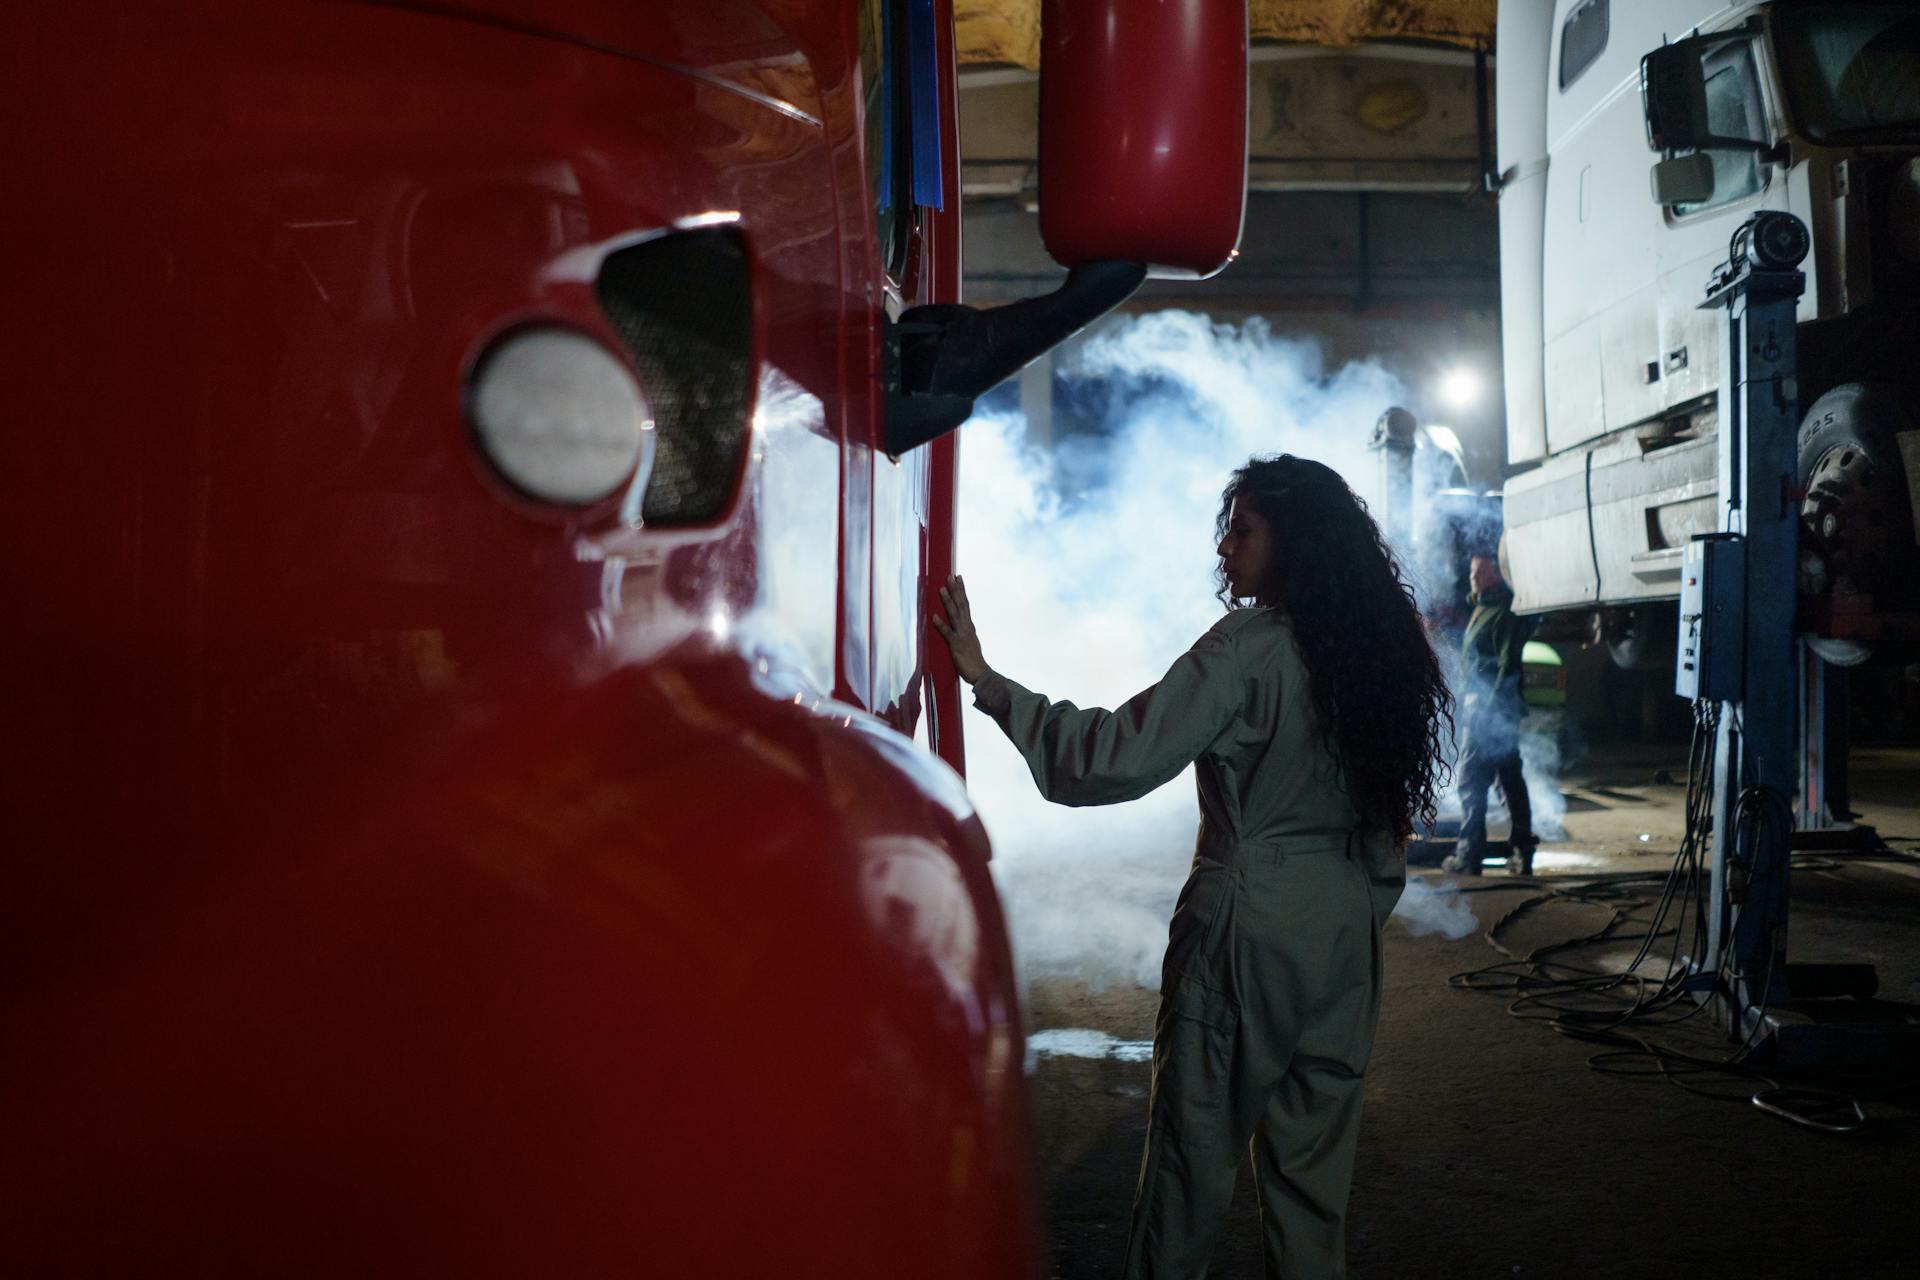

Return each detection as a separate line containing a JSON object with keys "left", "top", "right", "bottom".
{"left": 1, "top": 2, "right": 1244, "bottom": 1273}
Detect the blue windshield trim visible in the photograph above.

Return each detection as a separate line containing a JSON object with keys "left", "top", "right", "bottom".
{"left": 907, "top": 0, "right": 945, "bottom": 210}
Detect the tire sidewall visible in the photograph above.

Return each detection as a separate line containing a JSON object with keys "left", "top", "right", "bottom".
{"left": 1797, "top": 381, "right": 1920, "bottom": 606}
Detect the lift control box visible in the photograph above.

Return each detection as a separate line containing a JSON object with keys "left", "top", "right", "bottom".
{"left": 1676, "top": 533, "right": 1744, "bottom": 701}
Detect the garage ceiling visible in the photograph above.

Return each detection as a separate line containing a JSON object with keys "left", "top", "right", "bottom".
{"left": 956, "top": 0, "right": 1497, "bottom": 68}
{"left": 955, "top": 0, "right": 1503, "bottom": 319}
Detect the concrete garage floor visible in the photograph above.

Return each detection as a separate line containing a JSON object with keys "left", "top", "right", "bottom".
{"left": 1022, "top": 745, "right": 1920, "bottom": 1279}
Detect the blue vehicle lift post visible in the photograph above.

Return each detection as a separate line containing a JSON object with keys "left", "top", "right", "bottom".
{"left": 1695, "top": 211, "right": 1810, "bottom": 1033}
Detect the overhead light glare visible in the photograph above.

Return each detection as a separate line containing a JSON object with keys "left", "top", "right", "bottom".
{"left": 1438, "top": 368, "right": 1479, "bottom": 410}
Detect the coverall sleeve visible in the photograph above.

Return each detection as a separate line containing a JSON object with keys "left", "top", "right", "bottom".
{"left": 969, "top": 618, "right": 1246, "bottom": 807}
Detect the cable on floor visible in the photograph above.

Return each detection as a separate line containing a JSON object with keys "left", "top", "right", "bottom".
{"left": 1440, "top": 703, "right": 1907, "bottom": 1136}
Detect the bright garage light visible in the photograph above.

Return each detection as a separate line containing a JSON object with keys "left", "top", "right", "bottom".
{"left": 1438, "top": 368, "right": 1479, "bottom": 410}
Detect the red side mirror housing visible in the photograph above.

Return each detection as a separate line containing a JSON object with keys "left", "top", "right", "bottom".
{"left": 1038, "top": 0, "right": 1248, "bottom": 280}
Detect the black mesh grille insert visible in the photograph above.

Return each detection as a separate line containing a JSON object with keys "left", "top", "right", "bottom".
{"left": 595, "top": 227, "right": 752, "bottom": 524}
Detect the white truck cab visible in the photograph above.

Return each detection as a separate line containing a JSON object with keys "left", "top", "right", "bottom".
{"left": 1496, "top": 0, "right": 1920, "bottom": 666}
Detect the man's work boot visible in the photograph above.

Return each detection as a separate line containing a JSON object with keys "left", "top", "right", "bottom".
{"left": 1441, "top": 850, "right": 1482, "bottom": 876}
{"left": 1508, "top": 846, "right": 1535, "bottom": 877}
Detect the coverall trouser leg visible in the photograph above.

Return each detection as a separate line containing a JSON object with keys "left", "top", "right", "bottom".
{"left": 1122, "top": 848, "right": 1401, "bottom": 1280}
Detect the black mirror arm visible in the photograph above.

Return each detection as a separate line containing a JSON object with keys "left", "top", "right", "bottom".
{"left": 883, "top": 260, "right": 1147, "bottom": 455}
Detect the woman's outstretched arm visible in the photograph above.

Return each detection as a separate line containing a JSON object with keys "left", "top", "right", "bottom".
{"left": 933, "top": 576, "right": 1248, "bottom": 807}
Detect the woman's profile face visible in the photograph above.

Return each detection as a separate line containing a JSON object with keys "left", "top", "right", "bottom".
{"left": 1217, "top": 495, "right": 1277, "bottom": 604}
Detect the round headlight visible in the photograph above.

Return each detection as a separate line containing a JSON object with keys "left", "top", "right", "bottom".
{"left": 469, "top": 326, "right": 650, "bottom": 506}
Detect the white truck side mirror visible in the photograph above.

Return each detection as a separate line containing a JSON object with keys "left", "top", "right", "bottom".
{"left": 1650, "top": 152, "right": 1716, "bottom": 206}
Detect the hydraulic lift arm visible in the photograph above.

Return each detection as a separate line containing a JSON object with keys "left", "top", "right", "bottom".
{"left": 1694, "top": 210, "right": 1810, "bottom": 1017}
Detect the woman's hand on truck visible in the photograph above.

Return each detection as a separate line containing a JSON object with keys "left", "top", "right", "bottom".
{"left": 932, "top": 576, "right": 990, "bottom": 686}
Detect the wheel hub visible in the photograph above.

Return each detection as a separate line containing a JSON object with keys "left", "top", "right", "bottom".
{"left": 1802, "top": 443, "right": 1891, "bottom": 598}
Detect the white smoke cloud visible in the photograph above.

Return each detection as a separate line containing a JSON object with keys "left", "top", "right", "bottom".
{"left": 956, "top": 311, "right": 1476, "bottom": 990}
{"left": 1391, "top": 876, "right": 1481, "bottom": 940}
{"left": 1521, "top": 711, "right": 1570, "bottom": 840}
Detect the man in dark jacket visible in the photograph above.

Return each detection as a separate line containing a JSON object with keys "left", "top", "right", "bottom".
{"left": 1443, "top": 554, "right": 1538, "bottom": 876}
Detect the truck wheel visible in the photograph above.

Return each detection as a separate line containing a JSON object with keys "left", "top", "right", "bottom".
{"left": 1602, "top": 603, "right": 1676, "bottom": 671}
{"left": 1797, "top": 383, "right": 1920, "bottom": 666}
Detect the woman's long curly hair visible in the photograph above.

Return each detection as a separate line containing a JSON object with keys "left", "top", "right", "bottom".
{"left": 1216, "top": 455, "right": 1453, "bottom": 842}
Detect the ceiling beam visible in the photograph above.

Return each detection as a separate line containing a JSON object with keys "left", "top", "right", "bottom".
{"left": 955, "top": 0, "right": 1496, "bottom": 69}
{"left": 960, "top": 44, "right": 1491, "bottom": 197}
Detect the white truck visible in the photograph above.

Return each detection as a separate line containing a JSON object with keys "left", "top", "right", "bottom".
{"left": 1495, "top": 0, "right": 1920, "bottom": 667}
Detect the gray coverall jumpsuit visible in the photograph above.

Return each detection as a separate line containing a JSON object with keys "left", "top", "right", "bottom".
{"left": 972, "top": 607, "right": 1404, "bottom": 1280}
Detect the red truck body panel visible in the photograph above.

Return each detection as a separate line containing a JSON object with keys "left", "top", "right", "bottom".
{"left": 1, "top": 1, "right": 1033, "bottom": 1272}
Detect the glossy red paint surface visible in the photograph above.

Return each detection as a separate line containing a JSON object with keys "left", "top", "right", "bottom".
{"left": 1039, "top": 0, "right": 1249, "bottom": 278}
{"left": 1, "top": 2, "right": 1036, "bottom": 1273}
{"left": 925, "top": 0, "right": 971, "bottom": 780}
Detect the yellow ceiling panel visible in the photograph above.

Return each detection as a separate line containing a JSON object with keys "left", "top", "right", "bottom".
{"left": 955, "top": 0, "right": 1041, "bottom": 69}
{"left": 1250, "top": 0, "right": 1496, "bottom": 48}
